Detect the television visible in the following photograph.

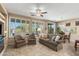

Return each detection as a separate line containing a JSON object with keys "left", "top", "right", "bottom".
{"left": 0, "top": 24, "right": 2, "bottom": 35}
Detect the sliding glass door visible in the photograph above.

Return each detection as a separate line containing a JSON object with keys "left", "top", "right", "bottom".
{"left": 48, "top": 23, "right": 54, "bottom": 34}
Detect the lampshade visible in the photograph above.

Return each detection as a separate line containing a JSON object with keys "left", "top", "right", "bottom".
{"left": 37, "top": 28, "right": 41, "bottom": 32}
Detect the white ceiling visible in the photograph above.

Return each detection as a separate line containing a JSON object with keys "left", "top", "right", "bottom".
{"left": 3, "top": 3, "right": 79, "bottom": 21}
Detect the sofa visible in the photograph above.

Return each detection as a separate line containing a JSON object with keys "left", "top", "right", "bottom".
{"left": 39, "top": 35, "right": 63, "bottom": 51}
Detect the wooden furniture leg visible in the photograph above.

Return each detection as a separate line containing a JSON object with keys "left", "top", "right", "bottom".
{"left": 75, "top": 41, "right": 77, "bottom": 51}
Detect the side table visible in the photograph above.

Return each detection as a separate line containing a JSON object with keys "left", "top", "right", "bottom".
{"left": 75, "top": 40, "right": 79, "bottom": 51}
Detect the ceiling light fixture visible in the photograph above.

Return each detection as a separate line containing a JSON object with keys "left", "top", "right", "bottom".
{"left": 30, "top": 4, "right": 47, "bottom": 17}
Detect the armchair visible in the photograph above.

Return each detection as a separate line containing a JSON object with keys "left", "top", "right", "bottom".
{"left": 14, "top": 35, "right": 26, "bottom": 48}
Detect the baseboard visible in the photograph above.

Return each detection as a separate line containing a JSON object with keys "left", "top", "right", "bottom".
{"left": 0, "top": 47, "right": 6, "bottom": 56}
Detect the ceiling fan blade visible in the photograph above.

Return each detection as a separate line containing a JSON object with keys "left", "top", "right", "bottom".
{"left": 31, "top": 14, "right": 35, "bottom": 16}
{"left": 42, "top": 12, "right": 47, "bottom": 14}
{"left": 41, "top": 15, "right": 43, "bottom": 17}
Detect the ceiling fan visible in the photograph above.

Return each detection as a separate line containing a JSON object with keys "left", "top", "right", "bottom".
{"left": 30, "top": 4, "right": 47, "bottom": 17}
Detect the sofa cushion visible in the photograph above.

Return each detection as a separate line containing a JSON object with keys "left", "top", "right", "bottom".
{"left": 14, "top": 35, "right": 24, "bottom": 41}
{"left": 28, "top": 33, "right": 36, "bottom": 39}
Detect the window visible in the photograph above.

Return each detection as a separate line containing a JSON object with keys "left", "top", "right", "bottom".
{"left": 26, "top": 21, "right": 29, "bottom": 24}
{"left": 11, "top": 18, "right": 15, "bottom": 22}
{"left": 75, "top": 21, "right": 79, "bottom": 26}
{"left": 22, "top": 20, "right": 25, "bottom": 23}
{"left": 16, "top": 19, "right": 20, "bottom": 23}
{"left": 32, "top": 22, "right": 37, "bottom": 33}
{"left": 66, "top": 23, "right": 70, "bottom": 26}
{"left": 9, "top": 18, "right": 30, "bottom": 37}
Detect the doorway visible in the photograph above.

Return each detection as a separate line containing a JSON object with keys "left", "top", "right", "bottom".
{"left": 0, "top": 21, "right": 4, "bottom": 53}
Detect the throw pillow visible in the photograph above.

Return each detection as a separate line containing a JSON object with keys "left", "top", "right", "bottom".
{"left": 55, "top": 35, "right": 60, "bottom": 42}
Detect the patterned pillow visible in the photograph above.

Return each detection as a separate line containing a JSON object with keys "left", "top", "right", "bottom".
{"left": 55, "top": 35, "right": 60, "bottom": 42}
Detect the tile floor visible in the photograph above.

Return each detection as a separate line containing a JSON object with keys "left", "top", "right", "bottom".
{"left": 3, "top": 39, "right": 79, "bottom": 56}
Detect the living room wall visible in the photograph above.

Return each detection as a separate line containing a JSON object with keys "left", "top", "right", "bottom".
{"left": 0, "top": 4, "right": 8, "bottom": 55}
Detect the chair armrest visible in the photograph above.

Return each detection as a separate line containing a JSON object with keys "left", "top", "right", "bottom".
{"left": 55, "top": 40, "right": 62, "bottom": 44}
